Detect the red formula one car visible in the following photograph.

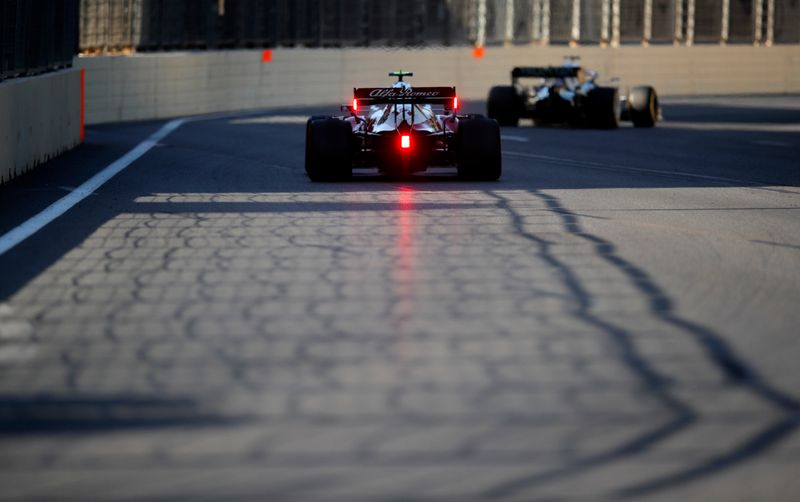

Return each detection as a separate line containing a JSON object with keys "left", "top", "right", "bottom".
{"left": 305, "top": 71, "right": 501, "bottom": 181}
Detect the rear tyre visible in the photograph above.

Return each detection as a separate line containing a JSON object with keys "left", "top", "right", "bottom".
{"left": 487, "top": 86, "right": 520, "bottom": 127}
{"left": 628, "top": 86, "right": 659, "bottom": 128}
{"left": 456, "top": 117, "right": 502, "bottom": 181}
{"left": 305, "top": 115, "right": 328, "bottom": 173}
{"left": 305, "top": 118, "right": 353, "bottom": 181}
{"left": 586, "top": 87, "right": 620, "bottom": 129}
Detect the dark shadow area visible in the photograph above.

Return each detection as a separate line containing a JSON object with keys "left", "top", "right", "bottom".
{"left": 218, "top": 102, "right": 800, "bottom": 189}
{"left": 131, "top": 201, "right": 489, "bottom": 213}
{"left": 0, "top": 394, "right": 242, "bottom": 434}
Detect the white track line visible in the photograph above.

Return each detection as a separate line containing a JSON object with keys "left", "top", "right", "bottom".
{"left": 0, "top": 118, "right": 186, "bottom": 257}
{"left": 500, "top": 135, "right": 529, "bottom": 143}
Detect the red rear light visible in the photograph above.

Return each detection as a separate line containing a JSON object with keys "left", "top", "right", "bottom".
{"left": 453, "top": 96, "right": 459, "bottom": 110}
{"left": 352, "top": 98, "right": 358, "bottom": 111}
{"left": 401, "top": 135, "right": 411, "bottom": 149}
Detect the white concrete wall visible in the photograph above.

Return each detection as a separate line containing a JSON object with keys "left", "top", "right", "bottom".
{"left": 78, "top": 45, "right": 800, "bottom": 125}
{"left": 0, "top": 69, "right": 82, "bottom": 184}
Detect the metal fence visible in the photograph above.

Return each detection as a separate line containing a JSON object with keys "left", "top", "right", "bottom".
{"left": 77, "top": 0, "right": 799, "bottom": 53}
{"left": 0, "top": 0, "right": 80, "bottom": 80}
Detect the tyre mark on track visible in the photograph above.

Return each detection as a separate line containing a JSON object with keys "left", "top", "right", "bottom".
{"left": 750, "top": 239, "right": 800, "bottom": 251}
{"left": 483, "top": 189, "right": 800, "bottom": 499}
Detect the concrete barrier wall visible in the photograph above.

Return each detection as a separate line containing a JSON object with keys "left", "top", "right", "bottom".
{"left": 0, "top": 69, "right": 83, "bottom": 184}
{"left": 78, "top": 45, "right": 800, "bottom": 125}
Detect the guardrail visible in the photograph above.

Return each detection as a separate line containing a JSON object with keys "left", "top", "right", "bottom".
{"left": 76, "top": 44, "right": 800, "bottom": 125}
{"left": 0, "top": 68, "right": 83, "bottom": 184}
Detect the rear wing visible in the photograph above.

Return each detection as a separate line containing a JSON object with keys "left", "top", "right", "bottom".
{"left": 512, "top": 66, "right": 581, "bottom": 79}
{"left": 353, "top": 86, "right": 457, "bottom": 106}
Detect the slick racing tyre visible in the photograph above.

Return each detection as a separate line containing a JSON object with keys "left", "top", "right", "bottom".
{"left": 487, "top": 86, "right": 520, "bottom": 127}
{"left": 586, "top": 87, "right": 620, "bottom": 129}
{"left": 305, "top": 117, "right": 353, "bottom": 181}
{"left": 305, "top": 115, "right": 328, "bottom": 174}
{"left": 628, "top": 86, "right": 659, "bottom": 128}
{"left": 456, "top": 117, "right": 502, "bottom": 181}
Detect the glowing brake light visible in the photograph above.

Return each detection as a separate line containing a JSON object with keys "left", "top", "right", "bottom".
{"left": 352, "top": 98, "right": 358, "bottom": 111}
{"left": 453, "top": 96, "right": 459, "bottom": 110}
{"left": 401, "top": 135, "right": 411, "bottom": 149}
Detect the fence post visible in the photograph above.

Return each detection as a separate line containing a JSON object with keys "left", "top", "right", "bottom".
{"left": 754, "top": 0, "right": 763, "bottom": 45}
{"left": 570, "top": 0, "right": 580, "bottom": 46}
{"left": 476, "top": 0, "right": 486, "bottom": 48}
{"left": 542, "top": 0, "right": 550, "bottom": 45}
{"left": 127, "top": 0, "right": 134, "bottom": 49}
{"left": 766, "top": 0, "right": 774, "bottom": 46}
{"left": 643, "top": 0, "right": 652, "bottom": 46}
{"left": 104, "top": 0, "right": 110, "bottom": 52}
{"left": 686, "top": 0, "right": 695, "bottom": 46}
{"left": 721, "top": 0, "right": 729, "bottom": 44}
{"left": 504, "top": 0, "right": 514, "bottom": 45}
{"left": 601, "top": 0, "right": 610, "bottom": 46}
{"left": 611, "top": 0, "right": 620, "bottom": 47}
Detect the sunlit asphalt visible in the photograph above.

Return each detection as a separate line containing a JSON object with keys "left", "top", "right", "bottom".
{"left": 0, "top": 97, "right": 799, "bottom": 501}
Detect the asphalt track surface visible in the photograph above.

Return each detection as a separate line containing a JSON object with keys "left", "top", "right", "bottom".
{"left": 0, "top": 96, "right": 799, "bottom": 501}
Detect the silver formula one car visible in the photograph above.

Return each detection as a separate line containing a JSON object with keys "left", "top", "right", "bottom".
{"left": 487, "top": 57, "right": 659, "bottom": 129}
{"left": 305, "top": 71, "right": 501, "bottom": 181}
